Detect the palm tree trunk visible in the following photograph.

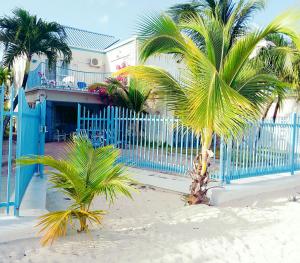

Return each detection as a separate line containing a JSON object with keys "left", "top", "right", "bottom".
{"left": 189, "top": 129, "right": 213, "bottom": 205}
{"left": 272, "top": 100, "right": 280, "bottom": 123}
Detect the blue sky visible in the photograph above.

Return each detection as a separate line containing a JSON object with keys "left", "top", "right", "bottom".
{"left": 0, "top": 0, "right": 299, "bottom": 40}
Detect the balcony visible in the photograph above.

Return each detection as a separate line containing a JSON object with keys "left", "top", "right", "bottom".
{"left": 26, "top": 62, "right": 112, "bottom": 91}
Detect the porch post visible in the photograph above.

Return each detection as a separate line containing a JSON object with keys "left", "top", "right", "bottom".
{"left": 77, "top": 103, "right": 81, "bottom": 135}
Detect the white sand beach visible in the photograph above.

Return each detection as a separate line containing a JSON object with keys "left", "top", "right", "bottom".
{"left": 0, "top": 184, "right": 300, "bottom": 263}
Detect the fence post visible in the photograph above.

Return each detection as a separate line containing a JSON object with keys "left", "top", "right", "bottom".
{"left": 77, "top": 103, "right": 81, "bottom": 135}
{"left": 225, "top": 138, "right": 232, "bottom": 184}
{"left": 107, "top": 107, "right": 111, "bottom": 144}
{"left": 39, "top": 96, "right": 46, "bottom": 178}
{"left": 0, "top": 85, "right": 4, "bottom": 188}
{"left": 219, "top": 136, "right": 226, "bottom": 184}
{"left": 15, "top": 87, "right": 22, "bottom": 216}
{"left": 291, "top": 112, "right": 297, "bottom": 175}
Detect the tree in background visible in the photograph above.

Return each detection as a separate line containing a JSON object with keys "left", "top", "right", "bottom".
{"left": 116, "top": 1, "right": 300, "bottom": 204}
{"left": 0, "top": 8, "right": 72, "bottom": 103}
{"left": 258, "top": 34, "right": 300, "bottom": 121}
{"left": 89, "top": 77, "right": 155, "bottom": 114}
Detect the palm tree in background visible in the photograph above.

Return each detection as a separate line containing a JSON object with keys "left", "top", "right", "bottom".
{"left": 0, "top": 66, "right": 12, "bottom": 89}
{"left": 0, "top": 8, "right": 72, "bottom": 105}
{"left": 258, "top": 34, "right": 300, "bottom": 121}
{"left": 89, "top": 77, "right": 155, "bottom": 114}
{"left": 116, "top": 1, "right": 300, "bottom": 204}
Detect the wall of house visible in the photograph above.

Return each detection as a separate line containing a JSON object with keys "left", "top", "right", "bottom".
{"left": 66, "top": 49, "right": 106, "bottom": 73}
{"left": 105, "top": 38, "right": 138, "bottom": 72}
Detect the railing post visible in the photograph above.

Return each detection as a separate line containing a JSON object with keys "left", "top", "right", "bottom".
{"left": 77, "top": 103, "right": 81, "bottom": 135}
{"left": 290, "top": 112, "right": 297, "bottom": 175}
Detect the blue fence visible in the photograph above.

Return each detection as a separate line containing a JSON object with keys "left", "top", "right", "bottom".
{"left": 77, "top": 105, "right": 300, "bottom": 184}
{"left": 77, "top": 105, "right": 221, "bottom": 178}
{"left": 0, "top": 86, "right": 46, "bottom": 215}
{"left": 222, "top": 114, "right": 300, "bottom": 182}
{"left": 26, "top": 62, "right": 111, "bottom": 90}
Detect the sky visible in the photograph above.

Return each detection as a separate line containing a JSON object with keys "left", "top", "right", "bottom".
{"left": 0, "top": 0, "right": 299, "bottom": 40}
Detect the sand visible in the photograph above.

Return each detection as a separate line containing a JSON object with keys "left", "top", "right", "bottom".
{"left": 1, "top": 185, "right": 300, "bottom": 263}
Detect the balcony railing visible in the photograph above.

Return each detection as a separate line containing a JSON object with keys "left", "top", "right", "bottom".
{"left": 26, "top": 62, "right": 112, "bottom": 91}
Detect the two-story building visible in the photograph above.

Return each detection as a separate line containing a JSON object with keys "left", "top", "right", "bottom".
{"left": 14, "top": 26, "right": 182, "bottom": 141}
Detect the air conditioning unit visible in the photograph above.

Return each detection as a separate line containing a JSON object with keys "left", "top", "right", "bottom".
{"left": 90, "top": 58, "right": 100, "bottom": 67}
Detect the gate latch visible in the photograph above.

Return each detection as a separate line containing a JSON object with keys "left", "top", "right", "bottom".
{"left": 40, "top": 125, "right": 48, "bottom": 133}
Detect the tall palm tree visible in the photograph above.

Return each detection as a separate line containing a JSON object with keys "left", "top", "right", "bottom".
{"left": 258, "top": 34, "right": 300, "bottom": 121}
{"left": 17, "top": 136, "right": 135, "bottom": 245}
{"left": 116, "top": 8, "right": 300, "bottom": 203}
{"left": 168, "top": 0, "right": 265, "bottom": 47}
{"left": 0, "top": 8, "right": 72, "bottom": 130}
{"left": 0, "top": 8, "right": 72, "bottom": 94}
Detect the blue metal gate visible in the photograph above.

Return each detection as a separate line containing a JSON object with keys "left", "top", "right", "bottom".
{"left": 0, "top": 86, "right": 46, "bottom": 215}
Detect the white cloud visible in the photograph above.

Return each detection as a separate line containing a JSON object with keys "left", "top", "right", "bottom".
{"left": 99, "top": 15, "right": 109, "bottom": 24}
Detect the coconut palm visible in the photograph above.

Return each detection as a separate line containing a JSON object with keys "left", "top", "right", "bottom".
{"left": 0, "top": 8, "right": 72, "bottom": 130}
{"left": 258, "top": 34, "right": 300, "bottom": 121}
{"left": 17, "top": 136, "right": 135, "bottom": 245}
{"left": 168, "top": 0, "right": 265, "bottom": 47}
{"left": 0, "top": 8, "right": 72, "bottom": 90}
{"left": 116, "top": 8, "right": 300, "bottom": 203}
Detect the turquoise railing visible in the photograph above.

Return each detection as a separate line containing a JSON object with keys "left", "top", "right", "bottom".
{"left": 223, "top": 114, "right": 300, "bottom": 182}
{"left": 77, "top": 105, "right": 220, "bottom": 179}
{"left": 26, "top": 62, "right": 112, "bottom": 90}
{"left": 77, "top": 105, "right": 300, "bottom": 184}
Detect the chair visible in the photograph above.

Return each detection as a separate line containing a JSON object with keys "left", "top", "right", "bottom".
{"left": 62, "top": 76, "right": 75, "bottom": 88}
{"left": 53, "top": 129, "right": 67, "bottom": 142}
{"left": 77, "top": 82, "right": 87, "bottom": 90}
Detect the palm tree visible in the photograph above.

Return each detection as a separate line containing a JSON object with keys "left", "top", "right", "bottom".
{"left": 0, "top": 8, "right": 72, "bottom": 98}
{"left": 17, "top": 136, "right": 135, "bottom": 245}
{"left": 90, "top": 77, "right": 154, "bottom": 114}
{"left": 0, "top": 66, "right": 11, "bottom": 87}
{"left": 116, "top": 7, "right": 300, "bottom": 203}
{"left": 258, "top": 34, "right": 300, "bottom": 121}
{"left": 168, "top": 0, "right": 265, "bottom": 47}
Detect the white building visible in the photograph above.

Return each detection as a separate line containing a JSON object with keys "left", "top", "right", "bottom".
{"left": 18, "top": 26, "right": 181, "bottom": 141}
{"left": 15, "top": 26, "right": 298, "bottom": 141}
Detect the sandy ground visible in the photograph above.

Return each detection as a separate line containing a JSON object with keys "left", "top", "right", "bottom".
{"left": 0, "top": 184, "right": 300, "bottom": 263}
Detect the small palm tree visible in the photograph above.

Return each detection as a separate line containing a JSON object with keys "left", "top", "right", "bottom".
{"left": 17, "top": 136, "right": 135, "bottom": 246}
{"left": 116, "top": 5, "right": 300, "bottom": 203}
{"left": 90, "top": 77, "right": 154, "bottom": 114}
